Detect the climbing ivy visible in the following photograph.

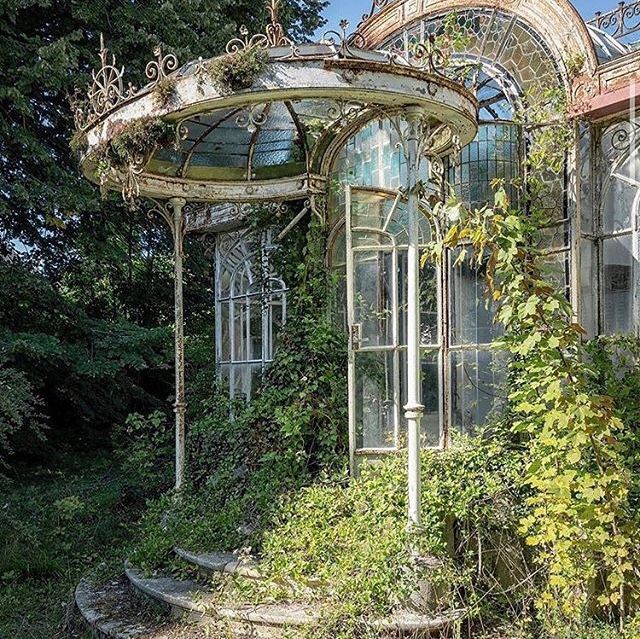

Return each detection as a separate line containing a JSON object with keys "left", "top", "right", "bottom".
{"left": 425, "top": 187, "right": 639, "bottom": 633}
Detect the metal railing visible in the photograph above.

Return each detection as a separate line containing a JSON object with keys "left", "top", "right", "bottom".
{"left": 588, "top": 1, "right": 640, "bottom": 43}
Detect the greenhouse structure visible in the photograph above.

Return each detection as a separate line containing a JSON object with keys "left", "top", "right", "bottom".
{"left": 71, "top": 0, "right": 640, "bottom": 635}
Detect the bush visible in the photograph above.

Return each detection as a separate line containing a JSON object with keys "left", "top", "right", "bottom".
{"left": 0, "top": 359, "right": 46, "bottom": 472}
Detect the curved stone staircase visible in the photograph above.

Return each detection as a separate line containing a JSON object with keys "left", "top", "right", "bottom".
{"left": 74, "top": 547, "right": 465, "bottom": 638}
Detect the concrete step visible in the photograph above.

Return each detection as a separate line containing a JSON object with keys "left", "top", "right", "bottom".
{"left": 173, "top": 547, "right": 261, "bottom": 580}
{"left": 74, "top": 575, "right": 212, "bottom": 639}
{"left": 125, "top": 562, "right": 465, "bottom": 637}
{"left": 125, "top": 563, "right": 317, "bottom": 638}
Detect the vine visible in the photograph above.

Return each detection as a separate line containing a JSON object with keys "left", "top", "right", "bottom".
{"left": 425, "top": 187, "right": 639, "bottom": 633}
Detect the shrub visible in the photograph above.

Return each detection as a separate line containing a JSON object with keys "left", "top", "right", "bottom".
{"left": 0, "top": 360, "right": 46, "bottom": 473}
{"left": 208, "top": 47, "right": 269, "bottom": 93}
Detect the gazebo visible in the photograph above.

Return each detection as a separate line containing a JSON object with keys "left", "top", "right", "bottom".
{"left": 73, "top": 0, "right": 478, "bottom": 533}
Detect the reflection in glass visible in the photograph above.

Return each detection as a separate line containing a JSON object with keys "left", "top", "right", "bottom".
{"left": 603, "top": 235, "right": 634, "bottom": 334}
{"left": 355, "top": 350, "right": 397, "bottom": 449}
{"left": 603, "top": 179, "right": 636, "bottom": 233}
{"left": 216, "top": 230, "right": 288, "bottom": 401}
{"left": 421, "top": 352, "right": 441, "bottom": 447}
{"left": 450, "top": 350, "right": 506, "bottom": 435}
{"left": 450, "top": 250, "right": 498, "bottom": 346}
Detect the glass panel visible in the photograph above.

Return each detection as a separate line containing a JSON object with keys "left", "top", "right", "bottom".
{"left": 450, "top": 250, "right": 499, "bottom": 346}
{"left": 270, "top": 292, "right": 285, "bottom": 357}
{"left": 220, "top": 302, "right": 231, "bottom": 362}
{"left": 233, "top": 364, "right": 249, "bottom": 402}
{"left": 421, "top": 351, "right": 441, "bottom": 447}
{"left": 232, "top": 301, "right": 246, "bottom": 362}
{"left": 603, "top": 179, "right": 636, "bottom": 233}
{"left": 355, "top": 350, "right": 397, "bottom": 449}
{"left": 603, "top": 235, "right": 634, "bottom": 334}
{"left": 450, "top": 350, "right": 507, "bottom": 435}
{"left": 249, "top": 296, "right": 263, "bottom": 361}
{"left": 580, "top": 240, "right": 597, "bottom": 339}
{"left": 420, "top": 260, "right": 438, "bottom": 345}
{"left": 353, "top": 249, "right": 394, "bottom": 348}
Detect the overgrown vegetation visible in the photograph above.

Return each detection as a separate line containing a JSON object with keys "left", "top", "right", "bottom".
{"left": 208, "top": 46, "right": 269, "bottom": 93}
{"left": 130, "top": 205, "right": 349, "bottom": 568}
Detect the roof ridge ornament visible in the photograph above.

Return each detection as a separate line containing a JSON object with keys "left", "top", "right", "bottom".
{"left": 145, "top": 45, "right": 179, "bottom": 86}
{"left": 74, "top": 33, "right": 137, "bottom": 131}
{"left": 225, "top": 0, "right": 298, "bottom": 55}
{"left": 322, "top": 20, "right": 367, "bottom": 58}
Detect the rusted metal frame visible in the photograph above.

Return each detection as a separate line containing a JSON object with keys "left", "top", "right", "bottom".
{"left": 589, "top": 1, "right": 640, "bottom": 40}
{"left": 148, "top": 197, "right": 187, "bottom": 490}
{"left": 178, "top": 108, "right": 244, "bottom": 178}
{"left": 284, "top": 100, "right": 311, "bottom": 174}
{"left": 246, "top": 104, "right": 272, "bottom": 181}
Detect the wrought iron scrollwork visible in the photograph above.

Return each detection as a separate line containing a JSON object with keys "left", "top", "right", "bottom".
{"left": 323, "top": 20, "right": 367, "bottom": 59}
{"left": 145, "top": 45, "right": 179, "bottom": 87}
{"left": 74, "top": 34, "right": 137, "bottom": 131}
{"left": 589, "top": 1, "right": 640, "bottom": 41}
{"left": 225, "top": 0, "right": 298, "bottom": 56}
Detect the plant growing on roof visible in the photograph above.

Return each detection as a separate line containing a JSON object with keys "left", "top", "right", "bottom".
{"left": 90, "top": 117, "right": 174, "bottom": 203}
{"left": 208, "top": 46, "right": 269, "bottom": 94}
{"left": 152, "top": 77, "right": 178, "bottom": 109}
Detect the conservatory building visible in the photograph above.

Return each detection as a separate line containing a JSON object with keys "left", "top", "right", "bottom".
{"left": 75, "top": 0, "right": 640, "bottom": 490}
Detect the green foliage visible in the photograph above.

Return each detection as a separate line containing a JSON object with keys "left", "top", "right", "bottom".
{"left": 112, "top": 410, "right": 173, "bottom": 493}
{"left": 586, "top": 336, "right": 640, "bottom": 514}
{"left": 0, "top": 358, "right": 46, "bottom": 472}
{"left": 92, "top": 118, "right": 174, "bottom": 193}
{"left": 131, "top": 208, "right": 349, "bottom": 569}
{"left": 429, "top": 188, "right": 639, "bottom": 633}
{"left": 222, "top": 437, "right": 525, "bottom": 638}
{"left": 208, "top": 46, "right": 269, "bottom": 92}
{"left": 0, "top": 453, "right": 151, "bottom": 639}
{"left": 152, "top": 77, "right": 178, "bottom": 108}
{"left": 0, "top": 260, "right": 172, "bottom": 464}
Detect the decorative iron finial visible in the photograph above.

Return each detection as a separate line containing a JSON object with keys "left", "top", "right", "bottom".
{"left": 322, "top": 20, "right": 366, "bottom": 58}
{"left": 225, "top": 0, "right": 297, "bottom": 55}
{"left": 145, "top": 45, "right": 179, "bottom": 87}
{"left": 74, "top": 33, "right": 136, "bottom": 131}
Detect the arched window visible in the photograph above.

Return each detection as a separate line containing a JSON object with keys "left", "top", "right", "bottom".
{"left": 215, "top": 229, "right": 287, "bottom": 400}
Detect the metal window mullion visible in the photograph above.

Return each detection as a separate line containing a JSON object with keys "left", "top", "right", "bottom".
{"left": 345, "top": 186, "right": 357, "bottom": 474}
{"left": 441, "top": 247, "right": 451, "bottom": 449}
{"left": 392, "top": 246, "right": 401, "bottom": 448}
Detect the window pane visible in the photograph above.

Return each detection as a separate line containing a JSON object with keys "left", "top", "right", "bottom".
{"left": 232, "top": 301, "right": 246, "bottom": 362}
{"left": 450, "top": 349, "right": 506, "bottom": 435}
{"left": 603, "top": 235, "right": 634, "bottom": 334}
{"left": 603, "top": 179, "right": 636, "bottom": 233}
{"left": 420, "top": 261, "right": 438, "bottom": 346}
{"left": 249, "top": 296, "right": 263, "bottom": 361}
{"left": 580, "top": 240, "right": 597, "bottom": 339}
{"left": 353, "top": 249, "right": 394, "bottom": 348}
{"left": 220, "top": 302, "right": 231, "bottom": 362}
{"left": 450, "top": 250, "right": 499, "bottom": 346}
{"left": 355, "top": 350, "right": 397, "bottom": 449}
{"left": 421, "top": 351, "right": 440, "bottom": 447}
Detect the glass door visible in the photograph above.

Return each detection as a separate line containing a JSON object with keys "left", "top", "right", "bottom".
{"left": 346, "top": 186, "right": 439, "bottom": 469}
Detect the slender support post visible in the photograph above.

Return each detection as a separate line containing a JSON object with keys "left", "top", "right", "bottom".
{"left": 170, "top": 197, "right": 187, "bottom": 491}
{"left": 405, "top": 110, "right": 425, "bottom": 529}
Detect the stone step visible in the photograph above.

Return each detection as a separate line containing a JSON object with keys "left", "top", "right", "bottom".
{"left": 125, "top": 563, "right": 317, "bottom": 638}
{"left": 74, "top": 575, "right": 212, "bottom": 639}
{"left": 125, "top": 562, "right": 465, "bottom": 637}
{"left": 173, "top": 547, "right": 261, "bottom": 580}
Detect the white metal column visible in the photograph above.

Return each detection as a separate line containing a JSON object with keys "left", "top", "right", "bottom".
{"left": 405, "top": 111, "right": 425, "bottom": 529}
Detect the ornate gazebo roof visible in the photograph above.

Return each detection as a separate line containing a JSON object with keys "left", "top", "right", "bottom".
{"left": 73, "top": 2, "right": 478, "bottom": 205}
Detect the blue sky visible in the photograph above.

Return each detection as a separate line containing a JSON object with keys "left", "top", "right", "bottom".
{"left": 317, "top": 0, "right": 605, "bottom": 34}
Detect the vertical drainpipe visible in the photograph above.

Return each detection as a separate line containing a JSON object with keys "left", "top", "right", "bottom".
{"left": 405, "top": 110, "right": 425, "bottom": 530}
{"left": 170, "top": 197, "right": 187, "bottom": 491}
